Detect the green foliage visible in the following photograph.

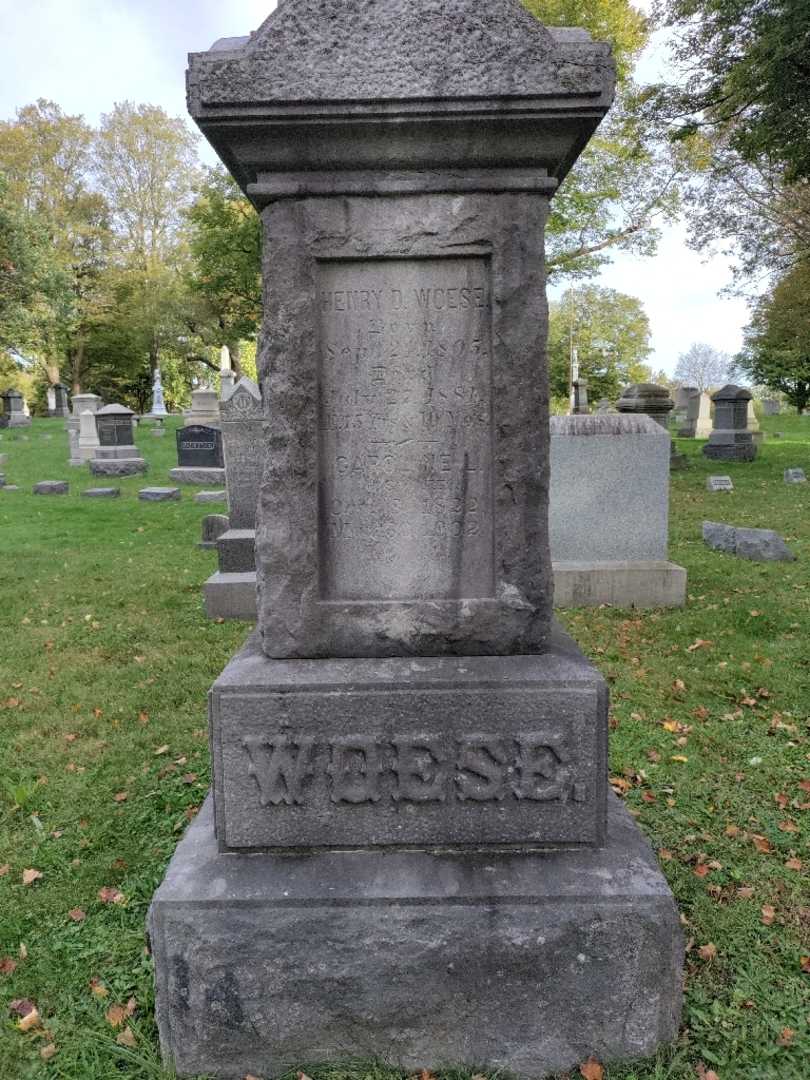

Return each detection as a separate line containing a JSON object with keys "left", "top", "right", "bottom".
{"left": 522, "top": 0, "right": 647, "bottom": 84}
{"left": 736, "top": 264, "right": 810, "bottom": 412}
{"left": 548, "top": 285, "right": 652, "bottom": 400}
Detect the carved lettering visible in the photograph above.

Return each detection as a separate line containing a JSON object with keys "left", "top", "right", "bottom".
{"left": 455, "top": 736, "right": 509, "bottom": 801}
{"left": 327, "top": 737, "right": 384, "bottom": 803}
{"left": 242, "top": 736, "right": 314, "bottom": 806}
{"left": 513, "top": 734, "right": 568, "bottom": 801}
{"left": 392, "top": 737, "right": 449, "bottom": 802}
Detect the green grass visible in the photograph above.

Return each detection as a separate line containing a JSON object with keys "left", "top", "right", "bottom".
{"left": 0, "top": 414, "right": 808, "bottom": 1079}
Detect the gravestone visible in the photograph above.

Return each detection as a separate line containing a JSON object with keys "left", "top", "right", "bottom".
{"left": 617, "top": 382, "right": 686, "bottom": 469}
{"left": 0, "top": 389, "right": 32, "bottom": 428}
{"left": 671, "top": 384, "right": 696, "bottom": 431}
{"left": 678, "top": 389, "right": 711, "bottom": 438}
{"left": 82, "top": 487, "right": 120, "bottom": 498}
{"left": 46, "top": 386, "right": 56, "bottom": 415}
{"left": 71, "top": 393, "right": 103, "bottom": 419}
{"left": 149, "top": 5, "right": 682, "bottom": 1078}
{"left": 170, "top": 424, "right": 226, "bottom": 485}
{"left": 219, "top": 346, "right": 235, "bottom": 399}
{"left": 550, "top": 414, "right": 686, "bottom": 607}
{"left": 707, "top": 475, "right": 734, "bottom": 492}
{"left": 139, "top": 487, "right": 181, "bottom": 501}
{"left": 67, "top": 394, "right": 103, "bottom": 460}
{"left": 183, "top": 385, "right": 220, "bottom": 426}
{"left": 572, "top": 377, "right": 589, "bottom": 414}
{"left": 702, "top": 385, "right": 757, "bottom": 462}
{"left": 703, "top": 521, "right": 795, "bottom": 561}
{"left": 595, "top": 397, "right": 615, "bottom": 413}
{"left": 746, "top": 398, "right": 763, "bottom": 446}
{"left": 194, "top": 489, "right": 227, "bottom": 504}
{"left": 75, "top": 410, "right": 100, "bottom": 464}
{"left": 149, "top": 367, "right": 168, "bottom": 417}
{"left": 784, "top": 468, "right": 807, "bottom": 484}
{"left": 33, "top": 480, "right": 68, "bottom": 495}
{"left": 199, "top": 513, "right": 230, "bottom": 549}
{"left": 52, "top": 382, "right": 70, "bottom": 418}
{"left": 203, "top": 376, "right": 263, "bottom": 620}
{"left": 763, "top": 398, "right": 780, "bottom": 415}
{"left": 91, "top": 404, "right": 147, "bottom": 476}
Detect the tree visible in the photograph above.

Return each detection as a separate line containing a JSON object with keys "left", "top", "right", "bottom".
{"left": 547, "top": 285, "right": 652, "bottom": 400}
{"left": 674, "top": 343, "right": 730, "bottom": 392}
{"left": 735, "top": 264, "right": 810, "bottom": 413}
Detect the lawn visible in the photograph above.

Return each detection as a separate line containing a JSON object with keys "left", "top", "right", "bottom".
{"left": 0, "top": 414, "right": 808, "bottom": 1080}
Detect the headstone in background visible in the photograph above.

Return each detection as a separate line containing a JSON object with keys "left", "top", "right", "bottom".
{"left": 707, "top": 475, "right": 734, "bottom": 492}
{"left": 194, "top": 489, "right": 227, "bottom": 504}
{"left": 703, "top": 521, "right": 795, "bottom": 561}
{"left": 82, "top": 487, "right": 120, "bottom": 498}
{"left": 784, "top": 468, "right": 807, "bottom": 484}
{"left": 71, "top": 393, "right": 103, "bottom": 419}
{"left": 47, "top": 382, "right": 70, "bottom": 418}
{"left": 219, "top": 346, "right": 235, "bottom": 399}
{"left": 170, "top": 424, "right": 226, "bottom": 485}
{"left": 46, "top": 386, "right": 56, "bottom": 414}
{"left": 150, "top": 418, "right": 166, "bottom": 436}
{"left": 149, "top": 6, "right": 681, "bottom": 1078}
{"left": 70, "top": 410, "right": 101, "bottom": 466}
{"left": 595, "top": 397, "right": 616, "bottom": 413}
{"left": 183, "top": 385, "right": 220, "bottom": 426}
{"left": 746, "top": 397, "right": 764, "bottom": 446}
{"left": 90, "top": 404, "right": 148, "bottom": 476}
{"left": 139, "top": 487, "right": 181, "bottom": 502}
{"left": 677, "top": 389, "right": 712, "bottom": 438}
{"left": 203, "top": 376, "right": 263, "bottom": 620}
{"left": 571, "top": 377, "right": 589, "bottom": 414}
{"left": 67, "top": 393, "right": 103, "bottom": 455}
{"left": 762, "top": 398, "right": 780, "bottom": 415}
{"left": 671, "top": 384, "right": 697, "bottom": 432}
{"left": 0, "top": 389, "right": 32, "bottom": 428}
{"left": 199, "top": 513, "right": 230, "bottom": 549}
{"left": 33, "top": 480, "right": 68, "bottom": 495}
{"left": 617, "top": 382, "right": 687, "bottom": 469}
{"left": 550, "top": 414, "right": 686, "bottom": 607}
{"left": 148, "top": 367, "right": 169, "bottom": 417}
{"left": 702, "top": 385, "right": 757, "bottom": 462}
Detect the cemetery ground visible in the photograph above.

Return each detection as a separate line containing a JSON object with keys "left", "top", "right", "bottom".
{"left": 0, "top": 416, "right": 808, "bottom": 1080}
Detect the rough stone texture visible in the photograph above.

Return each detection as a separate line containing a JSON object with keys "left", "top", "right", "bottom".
{"left": 784, "top": 468, "right": 806, "bottom": 484}
{"left": 549, "top": 414, "right": 670, "bottom": 562}
{"left": 139, "top": 487, "right": 181, "bottom": 502}
{"left": 33, "top": 480, "right": 69, "bottom": 495}
{"left": 204, "top": 571, "right": 258, "bottom": 620}
{"left": 220, "top": 377, "right": 263, "bottom": 530}
{"left": 209, "top": 625, "right": 607, "bottom": 851}
{"left": 703, "top": 385, "right": 757, "bottom": 462}
{"left": 199, "top": 514, "right": 231, "bottom": 549}
{"left": 194, "top": 490, "right": 228, "bottom": 504}
{"left": 82, "top": 487, "right": 120, "bottom": 498}
{"left": 256, "top": 192, "right": 553, "bottom": 659}
{"left": 94, "top": 445, "right": 140, "bottom": 461}
{"left": 76, "top": 410, "right": 101, "bottom": 463}
{"left": 169, "top": 466, "right": 226, "bottom": 485}
{"left": 216, "top": 529, "right": 255, "bottom": 573}
{"left": 703, "top": 521, "right": 796, "bottom": 561}
{"left": 150, "top": 791, "right": 682, "bottom": 1080}
{"left": 707, "top": 476, "right": 734, "bottom": 492}
{"left": 553, "top": 561, "right": 686, "bottom": 609}
{"left": 90, "top": 458, "right": 148, "bottom": 477}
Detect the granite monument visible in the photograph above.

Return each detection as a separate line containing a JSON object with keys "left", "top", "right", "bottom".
{"left": 702, "top": 385, "right": 757, "bottom": 461}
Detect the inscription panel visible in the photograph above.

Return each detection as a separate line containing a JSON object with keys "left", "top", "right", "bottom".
{"left": 317, "top": 256, "right": 494, "bottom": 602}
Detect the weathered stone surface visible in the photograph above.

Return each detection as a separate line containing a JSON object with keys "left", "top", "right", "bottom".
{"left": 33, "top": 480, "right": 68, "bottom": 495}
{"left": 194, "top": 490, "right": 227, "bottom": 504}
{"left": 199, "top": 514, "right": 230, "bottom": 549}
{"left": 82, "top": 487, "right": 120, "bottom": 498}
{"left": 210, "top": 625, "right": 607, "bottom": 851}
{"left": 707, "top": 476, "right": 734, "bottom": 492}
{"left": 150, "top": 791, "right": 682, "bottom": 1080}
{"left": 90, "top": 458, "right": 148, "bottom": 477}
{"left": 216, "top": 529, "right": 255, "bottom": 573}
{"left": 139, "top": 487, "right": 181, "bottom": 502}
{"left": 220, "top": 377, "right": 263, "bottom": 530}
{"left": 703, "top": 521, "right": 795, "bottom": 561}
{"left": 169, "top": 466, "right": 226, "bottom": 485}
{"left": 784, "top": 468, "right": 806, "bottom": 484}
{"left": 553, "top": 560, "right": 686, "bottom": 609}
{"left": 204, "top": 571, "right": 257, "bottom": 620}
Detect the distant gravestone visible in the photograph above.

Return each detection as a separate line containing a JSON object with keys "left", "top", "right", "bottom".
{"left": 571, "top": 377, "right": 589, "bottom": 414}
{"left": 0, "top": 389, "right": 32, "bottom": 428}
{"left": 678, "top": 389, "right": 711, "bottom": 438}
{"left": 703, "top": 385, "right": 757, "bottom": 462}
{"left": 139, "top": 487, "right": 181, "bottom": 501}
{"left": 784, "top": 468, "right": 807, "bottom": 484}
{"left": 52, "top": 383, "right": 70, "bottom": 418}
{"left": 176, "top": 425, "right": 224, "bottom": 469}
{"left": 707, "top": 475, "right": 734, "bottom": 492}
{"left": 762, "top": 398, "right": 780, "bottom": 416}
{"left": 194, "top": 489, "right": 227, "bottom": 504}
{"left": 82, "top": 487, "right": 120, "bottom": 498}
{"left": 33, "top": 480, "right": 68, "bottom": 495}
{"left": 199, "top": 513, "right": 230, "bottom": 549}
{"left": 96, "top": 404, "right": 136, "bottom": 447}
{"left": 183, "top": 386, "right": 220, "bottom": 426}
{"left": 91, "top": 404, "right": 147, "bottom": 476}
{"left": 149, "top": 367, "right": 168, "bottom": 417}
{"left": 703, "top": 521, "right": 795, "bottom": 561}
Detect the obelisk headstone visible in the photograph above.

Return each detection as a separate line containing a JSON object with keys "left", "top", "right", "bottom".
{"left": 149, "top": 5, "right": 682, "bottom": 1077}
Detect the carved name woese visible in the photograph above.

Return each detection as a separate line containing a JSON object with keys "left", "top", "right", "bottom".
{"left": 242, "top": 732, "right": 586, "bottom": 807}
{"left": 318, "top": 255, "right": 494, "bottom": 602}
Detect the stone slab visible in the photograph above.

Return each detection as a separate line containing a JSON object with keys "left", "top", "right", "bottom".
{"left": 707, "top": 476, "right": 733, "bottom": 492}
{"left": 203, "top": 571, "right": 258, "bottom": 620}
{"left": 784, "top": 468, "right": 806, "bottom": 484}
{"left": 90, "top": 458, "right": 148, "bottom": 477}
{"left": 95, "top": 445, "right": 139, "bottom": 460}
{"left": 2, "top": 485, "right": 19, "bottom": 492}
{"left": 33, "top": 480, "right": 68, "bottom": 495}
{"left": 199, "top": 514, "right": 230, "bottom": 550}
{"left": 82, "top": 487, "right": 120, "bottom": 498}
{"left": 169, "top": 466, "right": 226, "bottom": 485}
{"left": 703, "top": 521, "right": 796, "bottom": 561}
{"left": 149, "top": 791, "right": 682, "bottom": 1080}
{"left": 216, "top": 528, "right": 255, "bottom": 573}
{"left": 139, "top": 487, "right": 181, "bottom": 502}
{"left": 209, "top": 623, "right": 607, "bottom": 852}
{"left": 552, "top": 560, "right": 687, "bottom": 609}
{"left": 194, "top": 490, "right": 228, "bottom": 504}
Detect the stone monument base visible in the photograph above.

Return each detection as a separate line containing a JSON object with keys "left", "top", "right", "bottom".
{"left": 90, "top": 457, "right": 147, "bottom": 477}
{"left": 149, "top": 793, "right": 682, "bottom": 1080}
{"left": 203, "top": 571, "right": 257, "bottom": 620}
{"left": 169, "top": 466, "right": 226, "bottom": 485}
{"left": 553, "top": 560, "right": 686, "bottom": 608}
{"left": 0, "top": 415, "right": 32, "bottom": 428}
{"left": 216, "top": 528, "right": 255, "bottom": 573}
{"left": 702, "top": 433, "right": 757, "bottom": 462}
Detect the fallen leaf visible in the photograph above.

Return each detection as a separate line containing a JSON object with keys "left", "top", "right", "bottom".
{"left": 671, "top": 755, "right": 689, "bottom": 763}
{"left": 0, "top": 863, "right": 9, "bottom": 876}
{"left": 98, "top": 886, "right": 124, "bottom": 904}
{"left": 40, "top": 1043, "right": 58, "bottom": 1061}
{"left": 659, "top": 848, "right": 674, "bottom": 861}
{"left": 724, "top": 824, "right": 740, "bottom": 837}
{"left": 785, "top": 857, "right": 803, "bottom": 871}
{"left": 22, "top": 868, "right": 42, "bottom": 885}
{"left": 737, "top": 886, "right": 754, "bottom": 899}
{"left": 752, "top": 835, "right": 772, "bottom": 854}
{"left": 89, "top": 977, "right": 108, "bottom": 997}
{"left": 694, "top": 864, "right": 711, "bottom": 878}
{"left": 775, "top": 792, "right": 789, "bottom": 809}
{"left": 800, "top": 956, "right": 810, "bottom": 974}
{"left": 116, "top": 1025, "right": 136, "bottom": 1047}
{"left": 0, "top": 957, "right": 17, "bottom": 976}
{"left": 114, "top": 792, "right": 127, "bottom": 803}
{"left": 698, "top": 942, "right": 718, "bottom": 961}
{"left": 68, "top": 907, "right": 86, "bottom": 922}
{"left": 579, "top": 1058, "right": 604, "bottom": 1080}
{"left": 687, "top": 639, "right": 713, "bottom": 652}
{"left": 18, "top": 1006, "right": 41, "bottom": 1031}
{"left": 778, "top": 820, "right": 799, "bottom": 833}
{"left": 125, "top": 996, "right": 137, "bottom": 1017}
{"left": 182, "top": 773, "right": 197, "bottom": 785}
{"left": 798, "top": 780, "right": 810, "bottom": 793}
{"left": 696, "top": 1066, "right": 720, "bottom": 1080}
{"left": 92, "top": 707, "right": 102, "bottom": 718}
{"left": 777, "top": 1027, "right": 795, "bottom": 1046}
{"left": 761, "top": 904, "right": 776, "bottom": 925}
{"left": 609, "top": 776, "right": 632, "bottom": 793}
{"left": 105, "top": 1004, "right": 127, "bottom": 1028}
{"left": 154, "top": 744, "right": 169, "bottom": 756}
{"left": 18, "top": 943, "right": 27, "bottom": 961}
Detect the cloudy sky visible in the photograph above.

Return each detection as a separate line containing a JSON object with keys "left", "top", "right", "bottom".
{"left": 0, "top": 0, "right": 752, "bottom": 375}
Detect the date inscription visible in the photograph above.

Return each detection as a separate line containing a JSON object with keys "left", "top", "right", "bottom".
{"left": 318, "top": 256, "right": 494, "bottom": 601}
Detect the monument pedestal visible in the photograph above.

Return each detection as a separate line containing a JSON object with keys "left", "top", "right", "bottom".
{"left": 553, "top": 559, "right": 687, "bottom": 608}
{"left": 150, "top": 792, "right": 682, "bottom": 1080}
{"left": 203, "top": 570, "right": 257, "bottom": 620}
{"left": 169, "top": 465, "right": 225, "bottom": 485}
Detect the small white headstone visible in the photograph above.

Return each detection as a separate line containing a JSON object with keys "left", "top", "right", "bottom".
{"left": 707, "top": 475, "right": 734, "bottom": 492}
{"left": 784, "top": 468, "right": 807, "bottom": 484}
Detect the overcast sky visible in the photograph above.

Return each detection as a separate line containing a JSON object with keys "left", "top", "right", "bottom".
{"left": 0, "top": 0, "right": 752, "bottom": 376}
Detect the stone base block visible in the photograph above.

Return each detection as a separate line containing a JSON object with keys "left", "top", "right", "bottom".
{"left": 169, "top": 466, "right": 226, "bottom": 485}
{"left": 203, "top": 571, "right": 257, "bottom": 620}
{"left": 0, "top": 416, "right": 32, "bottom": 428}
{"left": 139, "top": 487, "right": 181, "bottom": 501}
{"left": 96, "top": 445, "right": 139, "bottom": 460}
{"left": 90, "top": 457, "right": 147, "bottom": 477}
{"left": 149, "top": 792, "right": 683, "bottom": 1080}
{"left": 216, "top": 528, "right": 255, "bottom": 573}
{"left": 553, "top": 560, "right": 687, "bottom": 609}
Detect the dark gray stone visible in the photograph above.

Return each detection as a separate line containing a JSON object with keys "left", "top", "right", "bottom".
{"left": 95, "top": 403, "right": 136, "bottom": 447}
{"left": 220, "top": 377, "right": 263, "bottom": 530}
{"left": 707, "top": 476, "right": 734, "bottom": 492}
{"left": 703, "top": 521, "right": 795, "bottom": 561}
{"left": 199, "top": 514, "right": 230, "bottom": 549}
{"left": 784, "top": 468, "right": 806, "bottom": 484}
{"left": 702, "top": 385, "right": 757, "bottom": 462}
{"left": 0, "top": 388, "right": 31, "bottom": 428}
{"left": 617, "top": 383, "right": 674, "bottom": 430}
{"left": 90, "top": 458, "right": 148, "bottom": 477}
{"left": 82, "top": 487, "right": 120, "bottom": 498}
{"left": 177, "top": 424, "right": 224, "bottom": 469}
{"left": 216, "top": 529, "right": 255, "bottom": 574}
{"left": 149, "top": 791, "right": 682, "bottom": 1080}
{"left": 33, "top": 480, "right": 68, "bottom": 495}
{"left": 139, "top": 487, "right": 181, "bottom": 502}
{"left": 210, "top": 625, "right": 607, "bottom": 851}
